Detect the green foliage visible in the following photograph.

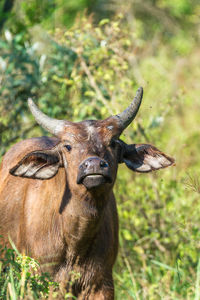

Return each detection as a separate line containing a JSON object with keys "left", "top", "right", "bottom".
{"left": 1, "top": 0, "right": 108, "bottom": 32}
{"left": 0, "top": 31, "right": 41, "bottom": 157}
{"left": 0, "top": 2, "right": 200, "bottom": 299}
{"left": 0, "top": 242, "right": 82, "bottom": 299}
{"left": 0, "top": 15, "right": 140, "bottom": 157}
{"left": 113, "top": 0, "right": 199, "bottom": 41}
{"left": 0, "top": 242, "right": 59, "bottom": 299}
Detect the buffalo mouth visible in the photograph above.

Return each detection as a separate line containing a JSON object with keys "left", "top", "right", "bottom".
{"left": 77, "top": 173, "right": 112, "bottom": 189}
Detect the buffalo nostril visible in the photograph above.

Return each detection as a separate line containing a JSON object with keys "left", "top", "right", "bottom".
{"left": 100, "top": 160, "right": 108, "bottom": 168}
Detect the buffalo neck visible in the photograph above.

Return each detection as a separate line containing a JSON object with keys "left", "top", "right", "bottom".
{"left": 61, "top": 178, "right": 111, "bottom": 257}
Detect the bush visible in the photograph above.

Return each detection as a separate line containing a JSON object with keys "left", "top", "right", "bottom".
{"left": 0, "top": 241, "right": 59, "bottom": 299}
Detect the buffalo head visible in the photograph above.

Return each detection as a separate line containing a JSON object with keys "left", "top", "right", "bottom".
{"left": 10, "top": 88, "right": 174, "bottom": 192}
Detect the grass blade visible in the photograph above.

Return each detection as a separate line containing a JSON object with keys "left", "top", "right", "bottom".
{"left": 195, "top": 257, "right": 200, "bottom": 300}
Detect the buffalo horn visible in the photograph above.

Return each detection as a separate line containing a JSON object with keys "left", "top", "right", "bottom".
{"left": 28, "top": 98, "right": 66, "bottom": 136}
{"left": 114, "top": 87, "right": 143, "bottom": 130}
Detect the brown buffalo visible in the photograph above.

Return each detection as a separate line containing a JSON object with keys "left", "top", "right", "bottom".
{"left": 0, "top": 87, "right": 174, "bottom": 299}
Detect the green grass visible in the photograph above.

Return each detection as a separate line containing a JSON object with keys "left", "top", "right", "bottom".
{"left": 1, "top": 244, "right": 200, "bottom": 299}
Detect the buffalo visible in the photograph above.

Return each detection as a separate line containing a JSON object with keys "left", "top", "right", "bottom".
{"left": 0, "top": 87, "right": 174, "bottom": 299}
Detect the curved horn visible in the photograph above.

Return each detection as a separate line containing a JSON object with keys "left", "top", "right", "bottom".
{"left": 28, "top": 98, "right": 66, "bottom": 136}
{"left": 114, "top": 87, "right": 143, "bottom": 130}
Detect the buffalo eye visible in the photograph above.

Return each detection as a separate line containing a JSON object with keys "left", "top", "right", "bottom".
{"left": 65, "top": 145, "right": 72, "bottom": 152}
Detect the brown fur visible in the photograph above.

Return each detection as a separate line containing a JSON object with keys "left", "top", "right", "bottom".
{"left": 0, "top": 118, "right": 174, "bottom": 299}
{"left": 0, "top": 120, "right": 120, "bottom": 300}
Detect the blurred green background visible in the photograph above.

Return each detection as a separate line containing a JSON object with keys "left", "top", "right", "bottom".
{"left": 0, "top": 0, "right": 200, "bottom": 299}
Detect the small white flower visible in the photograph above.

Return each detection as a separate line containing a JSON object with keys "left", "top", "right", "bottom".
{"left": 156, "top": 116, "right": 164, "bottom": 124}
{"left": 5, "top": 30, "right": 12, "bottom": 42}
{"left": 0, "top": 57, "right": 6, "bottom": 71}
{"left": 32, "top": 42, "right": 42, "bottom": 51}
{"left": 39, "top": 54, "right": 46, "bottom": 71}
{"left": 42, "top": 76, "right": 47, "bottom": 83}
{"left": 101, "top": 40, "right": 107, "bottom": 47}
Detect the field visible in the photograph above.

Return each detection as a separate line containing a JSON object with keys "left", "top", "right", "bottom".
{"left": 0, "top": 1, "right": 200, "bottom": 299}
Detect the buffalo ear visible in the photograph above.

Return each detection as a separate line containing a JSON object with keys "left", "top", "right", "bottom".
{"left": 10, "top": 149, "right": 62, "bottom": 179}
{"left": 122, "top": 143, "right": 175, "bottom": 173}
